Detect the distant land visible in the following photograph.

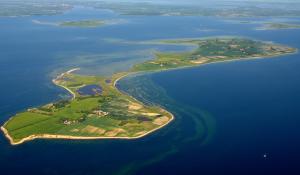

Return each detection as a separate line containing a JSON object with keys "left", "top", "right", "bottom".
{"left": 1, "top": 0, "right": 300, "bottom": 17}
{"left": 256, "top": 22, "right": 300, "bottom": 30}
{"left": 59, "top": 20, "right": 106, "bottom": 28}
{"left": 224, "top": 20, "right": 300, "bottom": 31}
{"left": 0, "top": 0, "right": 71, "bottom": 17}
{"left": 1, "top": 37, "right": 297, "bottom": 145}
{"left": 82, "top": 1, "right": 300, "bottom": 17}
{"left": 32, "top": 19, "right": 127, "bottom": 28}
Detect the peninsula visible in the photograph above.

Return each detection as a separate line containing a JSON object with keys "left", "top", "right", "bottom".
{"left": 1, "top": 37, "right": 297, "bottom": 145}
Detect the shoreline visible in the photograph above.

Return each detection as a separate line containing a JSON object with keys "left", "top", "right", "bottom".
{"left": 1, "top": 43, "right": 297, "bottom": 145}
{"left": 52, "top": 68, "right": 80, "bottom": 100}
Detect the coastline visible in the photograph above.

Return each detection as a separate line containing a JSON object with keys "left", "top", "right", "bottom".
{"left": 52, "top": 68, "right": 80, "bottom": 100}
{"left": 1, "top": 42, "right": 297, "bottom": 146}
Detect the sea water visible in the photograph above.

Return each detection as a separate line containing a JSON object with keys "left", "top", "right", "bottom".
{"left": 0, "top": 6, "right": 300, "bottom": 175}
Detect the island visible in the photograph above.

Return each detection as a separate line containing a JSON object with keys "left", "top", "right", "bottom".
{"left": 59, "top": 20, "right": 106, "bottom": 28}
{"left": 31, "top": 19, "right": 125, "bottom": 28}
{"left": 256, "top": 22, "right": 300, "bottom": 30}
{"left": 1, "top": 37, "right": 297, "bottom": 145}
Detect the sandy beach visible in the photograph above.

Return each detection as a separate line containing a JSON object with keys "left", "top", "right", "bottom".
{"left": 52, "top": 68, "right": 80, "bottom": 100}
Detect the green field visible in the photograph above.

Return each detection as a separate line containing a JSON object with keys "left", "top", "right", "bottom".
{"left": 2, "top": 37, "right": 297, "bottom": 145}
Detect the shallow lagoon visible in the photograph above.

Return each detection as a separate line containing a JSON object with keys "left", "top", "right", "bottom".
{"left": 0, "top": 6, "right": 300, "bottom": 175}
{"left": 77, "top": 84, "right": 102, "bottom": 96}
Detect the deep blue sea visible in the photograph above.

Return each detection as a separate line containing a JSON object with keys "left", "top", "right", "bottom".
{"left": 1, "top": 6, "right": 300, "bottom": 175}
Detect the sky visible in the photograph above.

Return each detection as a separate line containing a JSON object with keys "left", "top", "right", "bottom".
{"left": 105, "top": 0, "right": 300, "bottom": 2}
{"left": 99, "top": 0, "right": 300, "bottom": 5}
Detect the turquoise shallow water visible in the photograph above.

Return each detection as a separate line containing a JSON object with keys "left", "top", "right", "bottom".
{"left": 0, "top": 6, "right": 300, "bottom": 175}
